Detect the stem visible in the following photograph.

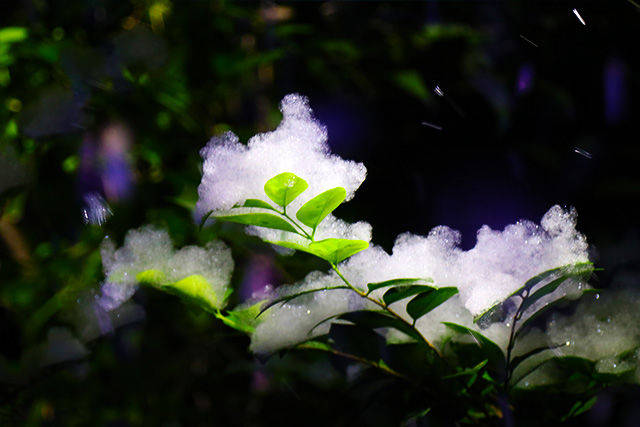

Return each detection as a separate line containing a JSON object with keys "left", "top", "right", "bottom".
{"left": 275, "top": 207, "right": 443, "bottom": 358}
{"left": 504, "top": 290, "right": 528, "bottom": 391}
{"left": 297, "top": 342, "right": 409, "bottom": 381}
{"left": 281, "top": 211, "right": 313, "bottom": 240}
{"left": 330, "top": 263, "right": 442, "bottom": 358}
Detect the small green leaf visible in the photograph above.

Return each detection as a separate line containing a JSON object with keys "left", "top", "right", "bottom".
{"left": 562, "top": 396, "right": 598, "bottom": 421}
{"left": 308, "top": 238, "right": 368, "bottom": 264}
{"left": 264, "top": 172, "right": 308, "bottom": 208}
{"left": 257, "top": 285, "right": 351, "bottom": 317}
{"left": 163, "top": 274, "right": 220, "bottom": 312}
{"left": 0, "top": 27, "right": 28, "bottom": 44}
{"left": 444, "top": 359, "right": 488, "bottom": 379}
{"left": 406, "top": 287, "right": 459, "bottom": 321}
{"left": 219, "top": 302, "right": 266, "bottom": 334}
{"left": 215, "top": 212, "right": 298, "bottom": 234}
{"left": 238, "top": 199, "right": 276, "bottom": 210}
{"left": 296, "top": 187, "right": 346, "bottom": 232}
{"left": 269, "top": 238, "right": 368, "bottom": 264}
{"left": 366, "top": 278, "right": 432, "bottom": 294}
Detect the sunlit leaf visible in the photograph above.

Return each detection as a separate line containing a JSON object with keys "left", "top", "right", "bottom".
{"left": 238, "top": 198, "right": 276, "bottom": 211}
{"left": 215, "top": 212, "right": 298, "bottom": 234}
{"left": 0, "top": 27, "right": 28, "bottom": 44}
{"left": 264, "top": 172, "right": 308, "bottom": 208}
{"left": 296, "top": 187, "right": 346, "bottom": 232}
{"left": 219, "top": 302, "right": 266, "bottom": 334}
{"left": 272, "top": 239, "right": 368, "bottom": 264}
{"left": 308, "top": 238, "right": 368, "bottom": 264}
{"left": 136, "top": 270, "right": 220, "bottom": 313}
{"left": 406, "top": 287, "right": 458, "bottom": 321}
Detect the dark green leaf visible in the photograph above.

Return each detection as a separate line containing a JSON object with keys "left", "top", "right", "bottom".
{"left": 514, "top": 289, "right": 600, "bottom": 340}
{"left": 519, "top": 263, "right": 594, "bottom": 314}
{"left": 562, "top": 396, "right": 598, "bottom": 421}
{"left": 199, "top": 210, "right": 214, "bottom": 230}
{"left": 510, "top": 344, "right": 564, "bottom": 371}
{"left": 263, "top": 172, "right": 308, "bottom": 207}
{"left": 406, "top": 287, "right": 458, "bottom": 321}
{"left": 366, "top": 278, "right": 431, "bottom": 295}
{"left": 338, "top": 310, "right": 423, "bottom": 342}
{"left": 215, "top": 212, "right": 298, "bottom": 233}
{"left": 296, "top": 187, "right": 346, "bottom": 232}
{"left": 329, "top": 323, "right": 385, "bottom": 362}
{"left": 383, "top": 285, "right": 435, "bottom": 305}
{"left": 443, "top": 322, "right": 505, "bottom": 366}
{"left": 257, "top": 285, "right": 350, "bottom": 317}
{"left": 473, "top": 262, "right": 594, "bottom": 325}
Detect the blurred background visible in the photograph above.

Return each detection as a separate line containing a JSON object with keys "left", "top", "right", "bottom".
{"left": 1, "top": 0, "right": 640, "bottom": 425}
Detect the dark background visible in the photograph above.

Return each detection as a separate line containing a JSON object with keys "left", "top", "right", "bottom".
{"left": 1, "top": 1, "right": 639, "bottom": 425}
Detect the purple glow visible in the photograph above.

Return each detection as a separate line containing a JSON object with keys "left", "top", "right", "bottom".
{"left": 239, "top": 254, "right": 280, "bottom": 301}
{"left": 516, "top": 64, "right": 535, "bottom": 94}
{"left": 100, "top": 123, "right": 134, "bottom": 201}
{"left": 604, "top": 57, "right": 628, "bottom": 125}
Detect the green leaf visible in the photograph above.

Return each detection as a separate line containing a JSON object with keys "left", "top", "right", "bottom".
{"left": 562, "top": 396, "right": 598, "bottom": 421}
{"left": 199, "top": 210, "right": 214, "bottom": 230}
{"left": 296, "top": 187, "right": 346, "bottom": 232}
{"left": 510, "top": 344, "right": 564, "bottom": 371}
{"left": 338, "top": 310, "right": 423, "bottom": 342}
{"left": 443, "top": 359, "right": 488, "bottom": 379}
{"left": 308, "top": 238, "right": 368, "bottom": 264}
{"left": 514, "top": 289, "right": 600, "bottom": 341}
{"left": 519, "top": 264, "right": 594, "bottom": 314}
{"left": 257, "top": 285, "right": 351, "bottom": 317}
{"left": 238, "top": 199, "right": 276, "bottom": 210}
{"left": 263, "top": 172, "right": 308, "bottom": 208}
{"left": 473, "top": 262, "right": 595, "bottom": 325}
{"left": 218, "top": 302, "right": 265, "bottom": 334}
{"left": 136, "top": 270, "right": 221, "bottom": 313}
{"left": 383, "top": 285, "right": 435, "bottom": 305}
{"left": 269, "top": 238, "right": 368, "bottom": 264}
{"left": 406, "top": 287, "right": 459, "bottom": 321}
{"left": 0, "top": 27, "right": 28, "bottom": 44}
{"left": 215, "top": 212, "right": 298, "bottom": 234}
{"left": 511, "top": 355, "right": 595, "bottom": 388}
{"left": 135, "top": 269, "right": 166, "bottom": 285}
{"left": 366, "top": 278, "right": 432, "bottom": 295}
{"left": 443, "top": 322, "right": 505, "bottom": 366}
